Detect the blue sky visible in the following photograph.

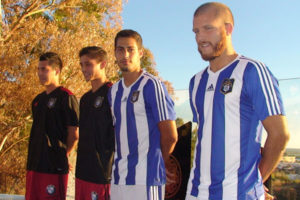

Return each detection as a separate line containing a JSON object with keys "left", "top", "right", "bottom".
{"left": 122, "top": 0, "right": 300, "bottom": 90}
{"left": 121, "top": 0, "right": 300, "bottom": 148}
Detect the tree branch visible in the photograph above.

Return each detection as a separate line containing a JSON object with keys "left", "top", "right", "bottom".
{"left": 0, "top": 135, "right": 29, "bottom": 159}
{"left": 0, "top": 127, "right": 17, "bottom": 153}
{"left": 2, "top": 0, "right": 57, "bottom": 43}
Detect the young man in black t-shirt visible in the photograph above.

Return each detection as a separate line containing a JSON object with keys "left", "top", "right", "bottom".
{"left": 75, "top": 46, "right": 114, "bottom": 200}
{"left": 26, "top": 52, "right": 79, "bottom": 200}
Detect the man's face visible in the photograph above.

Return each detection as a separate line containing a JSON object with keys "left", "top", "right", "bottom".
{"left": 80, "top": 55, "right": 102, "bottom": 82}
{"left": 193, "top": 11, "right": 227, "bottom": 61}
{"left": 37, "top": 60, "right": 58, "bottom": 86}
{"left": 115, "top": 37, "right": 143, "bottom": 72}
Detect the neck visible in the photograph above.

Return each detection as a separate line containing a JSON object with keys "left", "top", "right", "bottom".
{"left": 122, "top": 69, "right": 143, "bottom": 87}
{"left": 91, "top": 76, "right": 107, "bottom": 92}
{"left": 209, "top": 46, "right": 238, "bottom": 73}
{"left": 45, "top": 82, "right": 59, "bottom": 94}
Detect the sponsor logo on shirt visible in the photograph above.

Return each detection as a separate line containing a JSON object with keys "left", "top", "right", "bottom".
{"left": 94, "top": 96, "right": 104, "bottom": 108}
{"left": 46, "top": 184, "right": 56, "bottom": 195}
{"left": 47, "top": 98, "right": 57, "bottom": 108}
{"left": 130, "top": 90, "right": 140, "bottom": 103}
{"left": 206, "top": 84, "right": 214, "bottom": 91}
{"left": 220, "top": 78, "right": 234, "bottom": 95}
{"left": 91, "top": 191, "right": 98, "bottom": 200}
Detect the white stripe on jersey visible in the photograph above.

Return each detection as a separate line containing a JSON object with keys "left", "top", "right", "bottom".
{"left": 259, "top": 62, "right": 281, "bottom": 114}
{"left": 198, "top": 70, "right": 220, "bottom": 199}
{"left": 150, "top": 185, "right": 161, "bottom": 200}
{"left": 109, "top": 71, "right": 175, "bottom": 186}
{"left": 118, "top": 87, "right": 130, "bottom": 184}
{"left": 110, "top": 84, "right": 118, "bottom": 125}
{"left": 191, "top": 71, "right": 203, "bottom": 124}
{"left": 222, "top": 59, "right": 247, "bottom": 198}
{"left": 187, "top": 55, "right": 284, "bottom": 199}
{"left": 134, "top": 77, "right": 149, "bottom": 183}
{"left": 187, "top": 71, "right": 201, "bottom": 197}
{"left": 111, "top": 185, "right": 165, "bottom": 200}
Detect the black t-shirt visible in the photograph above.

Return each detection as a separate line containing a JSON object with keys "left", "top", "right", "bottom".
{"left": 27, "top": 86, "right": 79, "bottom": 174}
{"left": 76, "top": 82, "right": 115, "bottom": 184}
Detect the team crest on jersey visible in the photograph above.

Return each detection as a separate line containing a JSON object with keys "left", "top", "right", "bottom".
{"left": 94, "top": 96, "right": 104, "bottom": 108}
{"left": 47, "top": 98, "right": 57, "bottom": 108}
{"left": 220, "top": 78, "right": 235, "bottom": 95}
{"left": 91, "top": 191, "right": 98, "bottom": 200}
{"left": 130, "top": 90, "right": 140, "bottom": 103}
{"left": 46, "top": 184, "right": 56, "bottom": 195}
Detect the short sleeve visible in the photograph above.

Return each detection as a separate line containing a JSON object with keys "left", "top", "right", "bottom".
{"left": 108, "top": 87, "right": 112, "bottom": 107}
{"left": 244, "top": 62, "right": 285, "bottom": 121}
{"left": 145, "top": 79, "right": 176, "bottom": 124}
{"left": 63, "top": 94, "right": 79, "bottom": 126}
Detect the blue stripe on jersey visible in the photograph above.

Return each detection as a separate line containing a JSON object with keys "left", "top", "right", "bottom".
{"left": 188, "top": 56, "right": 284, "bottom": 199}
{"left": 144, "top": 73, "right": 167, "bottom": 121}
{"left": 190, "top": 69, "right": 208, "bottom": 197}
{"left": 113, "top": 82, "right": 124, "bottom": 184}
{"left": 238, "top": 65, "right": 254, "bottom": 199}
{"left": 209, "top": 61, "right": 237, "bottom": 199}
{"left": 256, "top": 61, "right": 281, "bottom": 115}
{"left": 158, "top": 185, "right": 162, "bottom": 200}
{"left": 253, "top": 61, "right": 275, "bottom": 115}
{"left": 240, "top": 56, "right": 284, "bottom": 117}
{"left": 156, "top": 80, "right": 167, "bottom": 120}
{"left": 189, "top": 76, "right": 198, "bottom": 123}
{"left": 110, "top": 71, "right": 175, "bottom": 186}
{"left": 126, "top": 78, "right": 143, "bottom": 184}
{"left": 147, "top": 185, "right": 151, "bottom": 200}
{"left": 145, "top": 80, "right": 166, "bottom": 185}
{"left": 238, "top": 63, "right": 264, "bottom": 199}
{"left": 258, "top": 61, "right": 280, "bottom": 115}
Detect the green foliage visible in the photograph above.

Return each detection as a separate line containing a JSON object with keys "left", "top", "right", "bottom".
{"left": 175, "top": 118, "right": 184, "bottom": 127}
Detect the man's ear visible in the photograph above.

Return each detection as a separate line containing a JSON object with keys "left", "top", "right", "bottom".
{"left": 100, "top": 61, "right": 107, "bottom": 69}
{"left": 55, "top": 67, "right": 61, "bottom": 75}
{"left": 225, "top": 22, "right": 234, "bottom": 36}
{"left": 139, "top": 48, "right": 144, "bottom": 59}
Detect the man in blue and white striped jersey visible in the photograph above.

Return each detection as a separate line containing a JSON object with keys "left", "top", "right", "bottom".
{"left": 186, "top": 2, "right": 290, "bottom": 200}
{"left": 108, "top": 29, "right": 178, "bottom": 200}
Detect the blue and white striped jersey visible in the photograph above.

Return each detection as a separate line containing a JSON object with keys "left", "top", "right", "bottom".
{"left": 186, "top": 55, "right": 285, "bottom": 200}
{"left": 108, "top": 70, "right": 176, "bottom": 186}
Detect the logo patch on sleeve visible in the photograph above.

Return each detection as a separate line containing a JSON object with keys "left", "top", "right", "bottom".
{"left": 220, "top": 78, "right": 234, "bottom": 95}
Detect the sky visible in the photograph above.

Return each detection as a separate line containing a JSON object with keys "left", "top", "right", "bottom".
{"left": 121, "top": 0, "right": 300, "bottom": 148}
{"left": 122, "top": 0, "right": 300, "bottom": 89}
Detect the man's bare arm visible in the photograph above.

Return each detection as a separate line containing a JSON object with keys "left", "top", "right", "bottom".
{"left": 66, "top": 126, "right": 79, "bottom": 157}
{"left": 158, "top": 120, "right": 178, "bottom": 166}
{"left": 259, "top": 115, "right": 289, "bottom": 182}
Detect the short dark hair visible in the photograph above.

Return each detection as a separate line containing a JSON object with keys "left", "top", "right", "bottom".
{"left": 114, "top": 29, "right": 143, "bottom": 49}
{"left": 79, "top": 46, "right": 107, "bottom": 63}
{"left": 39, "top": 52, "right": 63, "bottom": 71}
{"left": 194, "top": 2, "right": 234, "bottom": 25}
